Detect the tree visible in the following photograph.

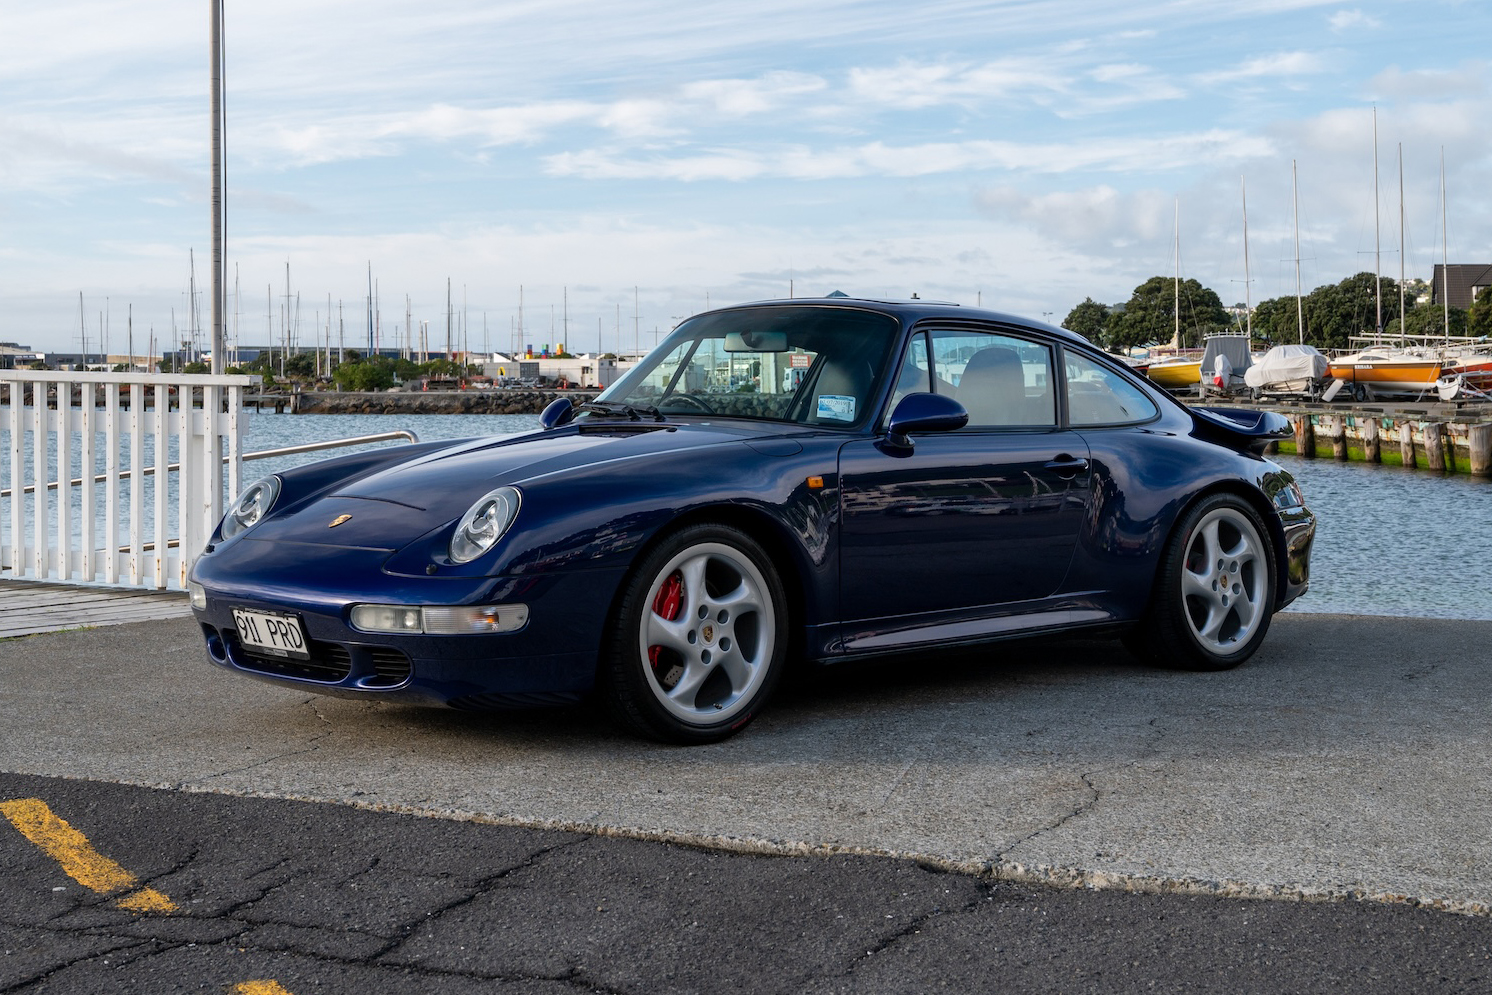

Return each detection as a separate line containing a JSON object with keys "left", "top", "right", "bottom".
{"left": 1062, "top": 298, "right": 1110, "bottom": 348}
{"left": 1468, "top": 286, "right": 1492, "bottom": 339}
{"left": 282, "top": 351, "right": 316, "bottom": 378}
{"left": 1109, "top": 276, "right": 1229, "bottom": 352}
{"left": 1249, "top": 296, "right": 1303, "bottom": 345}
{"left": 1398, "top": 303, "right": 1467, "bottom": 339}
{"left": 1297, "top": 272, "right": 1402, "bottom": 350}
{"left": 332, "top": 356, "right": 396, "bottom": 392}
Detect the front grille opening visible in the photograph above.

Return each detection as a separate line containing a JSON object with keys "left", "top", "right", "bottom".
{"left": 230, "top": 634, "right": 352, "bottom": 683}
{"left": 365, "top": 647, "right": 412, "bottom": 688}
{"left": 225, "top": 629, "right": 413, "bottom": 689}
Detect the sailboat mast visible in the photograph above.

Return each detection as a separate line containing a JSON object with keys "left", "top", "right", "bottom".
{"left": 1398, "top": 143, "right": 1406, "bottom": 338}
{"left": 1441, "top": 148, "right": 1450, "bottom": 345}
{"left": 1293, "top": 160, "right": 1304, "bottom": 345}
{"left": 1373, "top": 107, "right": 1382, "bottom": 335}
{"left": 1172, "top": 198, "right": 1180, "bottom": 349}
{"left": 1241, "top": 176, "right": 1252, "bottom": 339}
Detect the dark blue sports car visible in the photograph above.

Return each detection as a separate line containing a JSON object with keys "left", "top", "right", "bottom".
{"left": 189, "top": 298, "right": 1314, "bottom": 743}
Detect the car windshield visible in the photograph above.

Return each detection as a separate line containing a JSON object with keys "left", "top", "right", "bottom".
{"left": 593, "top": 305, "right": 901, "bottom": 428}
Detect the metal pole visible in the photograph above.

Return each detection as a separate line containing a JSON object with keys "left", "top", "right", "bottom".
{"left": 209, "top": 0, "right": 225, "bottom": 373}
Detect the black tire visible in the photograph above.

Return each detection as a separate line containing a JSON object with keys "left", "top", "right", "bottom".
{"left": 1130, "top": 493, "right": 1277, "bottom": 671}
{"left": 601, "top": 524, "right": 787, "bottom": 743}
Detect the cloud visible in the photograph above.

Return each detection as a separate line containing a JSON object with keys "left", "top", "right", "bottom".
{"left": 1195, "top": 51, "right": 1331, "bottom": 85}
{"left": 545, "top": 130, "right": 1276, "bottom": 182}
{"left": 1329, "top": 9, "right": 1382, "bottom": 30}
{"left": 847, "top": 58, "right": 1064, "bottom": 109}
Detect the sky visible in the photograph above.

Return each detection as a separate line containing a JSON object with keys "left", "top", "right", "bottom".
{"left": 2, "top": 0, "right": 1490, "bottom": 358}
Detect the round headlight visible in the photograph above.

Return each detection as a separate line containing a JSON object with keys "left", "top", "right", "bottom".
{"left": 221, "top": 475, "right": 281, "bottom": 540}
{"left": 449, "top": 486, "right": 521, "bottom": 564}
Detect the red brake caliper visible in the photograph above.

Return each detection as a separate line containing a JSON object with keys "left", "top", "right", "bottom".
{"left": 648, "top": 571, "right": 684, "bottom": 670}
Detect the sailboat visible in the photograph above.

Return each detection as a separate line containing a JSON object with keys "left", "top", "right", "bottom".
{"left": 1145, "top": 200, "right": 1204, "bottom": 389}
{"left": 1325, "top": 118, "right": 1442, "bottom": 399}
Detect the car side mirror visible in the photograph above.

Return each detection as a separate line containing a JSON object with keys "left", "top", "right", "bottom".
{"left": 881, "top": 392, "right": 967, "bottom": 454}
{"left": 540, "top": 396, "right": 575, "bottom": 429}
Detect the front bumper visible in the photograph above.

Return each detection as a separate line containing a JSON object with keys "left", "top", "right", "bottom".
{"left": 190, "top": 538, "right": 626, "bottom": 708}
{"left": 1276, "top": 507, "right": 1315, "bottom": 609}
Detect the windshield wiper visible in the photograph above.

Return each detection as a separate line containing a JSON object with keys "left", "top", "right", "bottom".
{"left": 578, "top": 400, "right": 664, "bottom": 422}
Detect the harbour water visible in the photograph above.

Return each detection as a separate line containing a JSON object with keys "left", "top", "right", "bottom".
{"left": 242, "top": 412, "right": 1492, "bottom": 622}
{"left": 7, "top": 410, "right": 1491, "bottom": 621}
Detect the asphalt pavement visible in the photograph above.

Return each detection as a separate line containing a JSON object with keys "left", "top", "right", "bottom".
{"left": 3, "top": 612, "right": 1492, "bottom": 992}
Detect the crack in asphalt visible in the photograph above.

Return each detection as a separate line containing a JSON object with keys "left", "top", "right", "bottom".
{"left": 0, "top": 936, "right": 169, "bottom": 995}
{"left": 1, "top": 839, "right": 624, "bottom": 993}
{"left": 176, "top": 699, "right": 338, "bottom": 789}
{"left": 995, "top": 771, "right": 1101, "bottom": 866}
{"left": 370, "top": 836, "right": 593, "bottom": 962}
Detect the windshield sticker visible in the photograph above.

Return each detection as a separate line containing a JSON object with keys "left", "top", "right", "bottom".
{"left": 816, "top": 394, "right": 856, "bottom": 422}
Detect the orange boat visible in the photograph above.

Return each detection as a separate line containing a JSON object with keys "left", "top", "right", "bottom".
{"left": 1326, "top": 349, "right": 1442, "bottom": 396}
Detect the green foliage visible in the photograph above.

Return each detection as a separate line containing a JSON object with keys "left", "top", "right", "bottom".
{"left": 331, "top": 355, "right": 397, "bottom": 392}
{"left": 1249, "top": 273, "right": 1406, "bottom": 349}
{"left": 182, "top": 361, "right": 210, "bottom": 374}
{"left": 282, "top": 351, "right": 316, "bottom": 378}
{"left": 1249, "top": 296, "right": 1302, "bottom": 344}
{"left": 1062, "top": 297, "right": 1110, "bottom": 347}
{"left": 1468, "top": 286, "right": 1492, "bottom": 339}
{"left": 1109, "top": 277, "right": 1229, "bottom": 351}
{"left": 1396, "top": 303, "right": 1468, "bottom": 338}
{"left": 421, "top": 358, "right": 463, "bottom": 377}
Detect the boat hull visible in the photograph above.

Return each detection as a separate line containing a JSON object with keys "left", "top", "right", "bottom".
{"left": 1325, "top": 359, "right": 1441, "bottom": 393}
{"left": 1146, "top": 361, "right": 1202, "bottom": 388}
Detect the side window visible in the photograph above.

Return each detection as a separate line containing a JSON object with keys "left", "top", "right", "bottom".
{"left": 929, "top": 329, "right": 1055, "bottom": 428}
{"left": 889, "top": 333, "right": 930, "bottom": 410}
{"left": 1064, "top": 352, "right": 1159, "bottom": 425}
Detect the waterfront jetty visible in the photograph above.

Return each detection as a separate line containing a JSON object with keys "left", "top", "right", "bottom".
{"left": 1255, "top": 399, "right": 1492, "bottom": 477}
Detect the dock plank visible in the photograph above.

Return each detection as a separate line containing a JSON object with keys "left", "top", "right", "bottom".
{"left": 0, "top": 580, "right": 191, "bottom": 638}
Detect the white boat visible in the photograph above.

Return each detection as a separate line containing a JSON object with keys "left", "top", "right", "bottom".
{"left": 1245, "top": 344, "right": 1330, "bottom": 398}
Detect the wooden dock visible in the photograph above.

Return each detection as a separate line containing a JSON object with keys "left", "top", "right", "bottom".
{"left": 0, "top": 580, "right": 192, "bottom": 639}
{"left": 1251, "top": 400, "right": 1492, "bottom": 476}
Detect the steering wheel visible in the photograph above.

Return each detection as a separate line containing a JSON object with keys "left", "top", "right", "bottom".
{"left": 660, "top": 393, "right": 714, "bottom": 414}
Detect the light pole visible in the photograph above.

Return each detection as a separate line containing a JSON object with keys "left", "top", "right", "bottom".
{"left": 209, "top": 0, "right": 225, "bottom": 373}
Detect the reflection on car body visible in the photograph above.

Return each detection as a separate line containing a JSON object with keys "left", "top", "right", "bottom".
{"left": 189, "top": 298, "right": 1315, "bottom": 743}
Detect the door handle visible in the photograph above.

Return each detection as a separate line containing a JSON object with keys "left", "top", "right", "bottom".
{"left": 1044, "top": 455, "right": 1089, "bottom": 477}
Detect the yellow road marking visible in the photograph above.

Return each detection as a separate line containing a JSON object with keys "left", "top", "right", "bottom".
{"left": 234, "top": 982, "right": 295, "bottom": 995}
{"left": 0, "top": 798, "right": 177, "bottom": 913}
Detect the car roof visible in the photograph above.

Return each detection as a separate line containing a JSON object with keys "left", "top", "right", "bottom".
{"left": 715, "top": 297, "right": 1092, "bottom": 349}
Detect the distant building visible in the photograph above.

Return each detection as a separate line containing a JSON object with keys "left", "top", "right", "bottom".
{"left": 0, "top": 342, "right": 42, "bottom": 370}
{"left": 1430, "top": 264, "right": 1492, "bottom": 309}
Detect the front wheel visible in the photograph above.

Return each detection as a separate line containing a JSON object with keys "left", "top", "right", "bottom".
{"left": 602, "top": 524, "right": 787, "bottom": 743}
{"left": 1130, "top": 493, "right": 1277, "bottom": 671}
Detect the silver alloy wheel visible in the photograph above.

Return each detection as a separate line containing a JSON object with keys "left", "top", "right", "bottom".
{"left": 637, "top": 541, "right": 776, "bottom": 725}
{"left": 1180, "top": 506, "right": 1268, "bottom": 655}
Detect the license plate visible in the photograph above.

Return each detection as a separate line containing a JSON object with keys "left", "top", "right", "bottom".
{"left": 232, "top": 607, "right": 311, "bottom": 660}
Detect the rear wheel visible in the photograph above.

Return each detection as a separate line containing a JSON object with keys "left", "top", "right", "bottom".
{"left": 1131, "top": 493, "right": 1276, "bottom": 671}
{"left": 602, "top": 524, "right": 787, "bottom": 743}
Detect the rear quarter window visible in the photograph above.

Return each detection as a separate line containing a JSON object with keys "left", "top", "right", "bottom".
{"left": 1064, "top": 352, "right": 1159, "bottom": 426}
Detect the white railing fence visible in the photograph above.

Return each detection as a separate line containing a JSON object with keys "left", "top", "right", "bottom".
{"left": 1, "top": 370, "right": 255, "bottom": 591}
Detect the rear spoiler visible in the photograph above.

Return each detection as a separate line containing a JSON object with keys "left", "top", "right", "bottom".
{"left": 1190, "top": 406, "right": 1293, "bottom": 455}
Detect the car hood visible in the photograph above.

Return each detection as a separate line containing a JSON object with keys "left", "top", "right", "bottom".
{"left": 247, "top": 421, "right": 808, "bottom": 550}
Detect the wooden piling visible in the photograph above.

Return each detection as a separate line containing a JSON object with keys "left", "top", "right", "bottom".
{"left": 1294, "top": 415, "right": 1316, "bottom": 458}
{"left": 1363, "top": 418, "right": 1381, "bottom": 463}
{"left": 1399, "top": 422, "right": 1416, "bottom": 469}
{"left": 1424, "top": 423, "right": 1447, "bottom": 472}
{"left": 1470, "top": 424, "right": 1492, "bottom": 478}
{"left": 1329, "top": 415, "right": 1349, "bottom": 460}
